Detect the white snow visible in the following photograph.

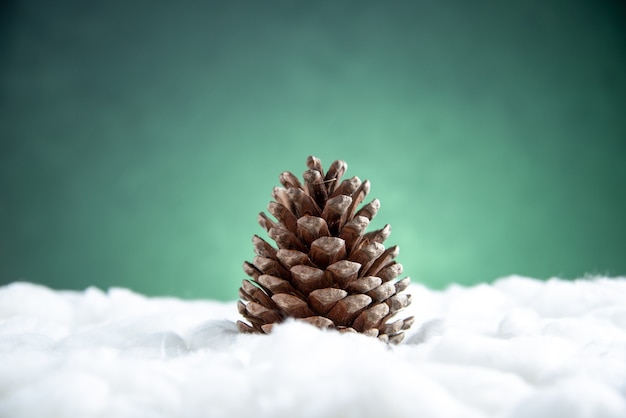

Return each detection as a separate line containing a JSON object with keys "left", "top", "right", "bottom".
{"left": 1, "top": 276, "right": 626, "bottom": 418}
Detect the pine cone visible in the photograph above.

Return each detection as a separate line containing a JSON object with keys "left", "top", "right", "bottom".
{"left": 238, "top": 156, "right": 413, "bottom": 344}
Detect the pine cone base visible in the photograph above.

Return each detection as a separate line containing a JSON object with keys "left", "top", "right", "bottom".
{"left": 238, "top": 156, "right": 413, "bottom": 344}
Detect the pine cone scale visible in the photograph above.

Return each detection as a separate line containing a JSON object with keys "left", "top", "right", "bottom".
{"left": 352, "top": 303, "right": 389, "bottom": 332}
{"left": 296, "top": 216, "right": 330, "bottom": 244}
{"left": 290, "top": 265, "right": 327, "bottom": 295}
{"left": 309, "top": 237, "right": 347, "bottom": 269}
{"left": 272, "top": 293, "right": 313, "bottom": 318}
{"left": 326, "top": 260, "right": 361, "bottom": 286}
{"left": 275, "top": 249, "right": 312, "bottom": 269}
{"left": 326, "top": 294, "right": 372, "bottom": 326}
{"left": 257, "top": 274, "right": 293, "bottom": 294}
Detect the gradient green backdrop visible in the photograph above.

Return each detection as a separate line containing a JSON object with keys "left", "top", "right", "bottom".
{"left": 1, "top": 0, "right": 625, "bottom": 300}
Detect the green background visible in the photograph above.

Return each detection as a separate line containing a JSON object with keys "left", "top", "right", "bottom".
{"left": 1, "top": 0, "right": 625, "bottom": 300}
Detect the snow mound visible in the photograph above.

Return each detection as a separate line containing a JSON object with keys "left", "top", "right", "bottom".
{"left": 1, "top": 276, "right": 626, "bottom": 418}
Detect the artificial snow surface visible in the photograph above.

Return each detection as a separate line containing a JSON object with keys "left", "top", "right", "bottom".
{"left": 1, "top": 277, "right": 626, "bottom": 418}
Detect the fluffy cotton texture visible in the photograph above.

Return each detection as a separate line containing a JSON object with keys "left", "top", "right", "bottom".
{"left": 1, "top": 276, "right": 626, "bottom": 418}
